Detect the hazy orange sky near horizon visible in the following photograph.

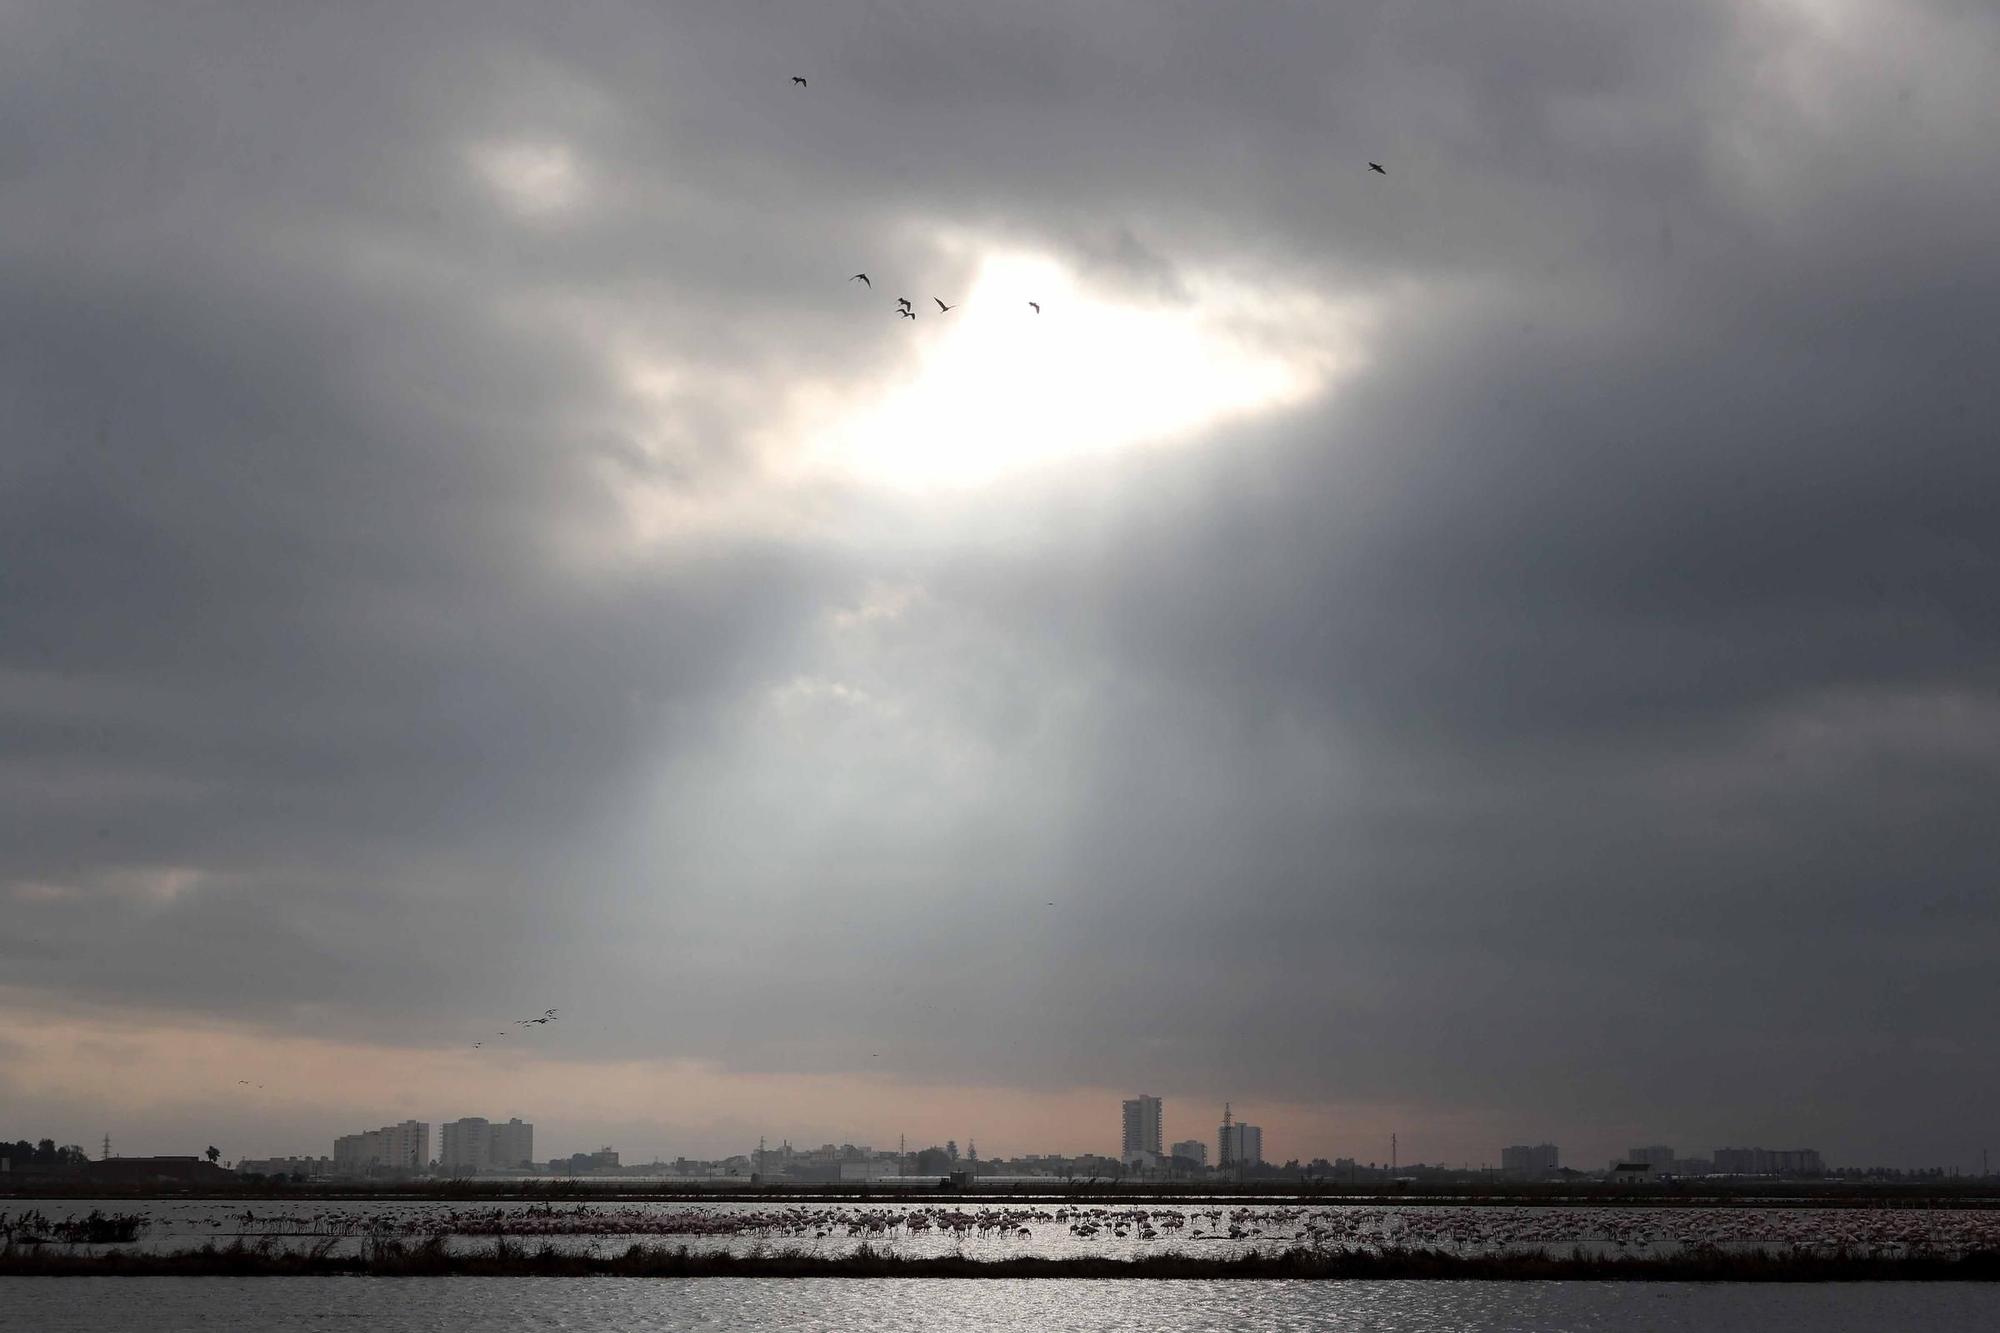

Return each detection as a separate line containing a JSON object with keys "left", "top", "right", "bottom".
{"left": 0, "top": 995, "right": 1513, "bottom": 1167}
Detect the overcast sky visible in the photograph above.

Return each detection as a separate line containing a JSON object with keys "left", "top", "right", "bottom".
{"left": 4, "top": 0, "right": 1998, "bottom": 1170}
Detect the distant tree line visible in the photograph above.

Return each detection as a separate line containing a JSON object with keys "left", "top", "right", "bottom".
{"left": 4, "top": 1138, "right": 91, "bottom": 1169}
{"left": 911, "top": 1143, "right": 959, "bottom": 1174}
{"left": 1834, "top": 1166, "right": 1963, "bottom": 1182}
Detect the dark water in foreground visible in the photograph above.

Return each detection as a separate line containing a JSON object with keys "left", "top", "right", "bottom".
{"left": 7, "top": 1277, "right": 1999, "bottom": 1331}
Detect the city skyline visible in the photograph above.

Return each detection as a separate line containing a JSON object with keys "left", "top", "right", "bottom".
{"left": 14, "top": 1084, "right": 1922, "bottom": 1179}
{"left": 16, "top": 1117, "right": 1948, "bottom": 1184}
{"left": 5, "top": 0, "right": 1997, "bottom": 1180}
{"left": 13, "top": 1037, "right": 1976, "bottom": 1173}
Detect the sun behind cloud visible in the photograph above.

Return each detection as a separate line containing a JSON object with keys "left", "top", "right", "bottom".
{"left": 790, "top": 243, "right": 1373, "bottom": 494}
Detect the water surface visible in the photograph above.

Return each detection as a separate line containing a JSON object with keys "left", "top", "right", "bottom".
{"left": 10, "top": 1197, "right": 1995, "bottom": 1259}
{"left": 7, "top": 1276, "right": 1999, "bottom": 1331}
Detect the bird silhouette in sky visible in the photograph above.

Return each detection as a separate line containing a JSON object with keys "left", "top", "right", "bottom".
{"left": 934, "top": 298, "right": 956, "bottom": 313}
{"left": 1369, "top": 162, "right": 1387, "bottom": 174}
{"left": 472, "top": 1042, "right": 482, "bottom": 1049}
{"left": 897, "top": 297, "right": 912, "bottom": 310}
{"left": 898, "top": 308, "right": 917, "bottom": 320}
{"left": 850, "top": 273, "right": 870, "bottom": 287}
{"left": 791, "top": 76, "right": 807, "bottom": 88}
{"left": 1028, "top": 301, "right": 1040, "bottom": 314}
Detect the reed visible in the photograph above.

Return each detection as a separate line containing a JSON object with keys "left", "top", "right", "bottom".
{"left": 0, "top": 1209, "right": 146, "bottom": 1244}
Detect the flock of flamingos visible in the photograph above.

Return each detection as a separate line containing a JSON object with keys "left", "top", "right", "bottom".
{"left": 93, "top": 1200, "right": 2000, "bottom": 1258}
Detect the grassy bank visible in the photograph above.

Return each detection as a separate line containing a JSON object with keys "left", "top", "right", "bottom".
{"left": 7, "top": 1239, "right": 2000, "bottom": 1280}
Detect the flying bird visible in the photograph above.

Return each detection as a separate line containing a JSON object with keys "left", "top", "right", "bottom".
{"left": 791, "top": 76, "right": 807, "bottom": 88}
{"left": 1028, "top": 302, "right": 1040, "bottom": 314}
{"left": 850, "top": 273, "right": 870, "bottom": 287}
{"left": 896, "top": 297, "right": 912, "bottom": 310}
{"left": 898, "top": 308, "right": 917, "bottom": 320}
{"left": 472, "top": 1042, "right": 482, "bottom": 1049}
{"left": 933, "top": 298, "right": 956, "bottom": 313}
{"left": 1368, "top": 162, "right": 1387, "bottom": 174}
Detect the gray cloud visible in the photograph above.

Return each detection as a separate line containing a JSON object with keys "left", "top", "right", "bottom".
{"left": 3, "top": 0, "right": 1997, "bottom": 1167}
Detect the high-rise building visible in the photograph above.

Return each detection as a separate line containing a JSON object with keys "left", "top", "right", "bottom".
{"left": 1628, "top": 1145, "right": 1675, "bottom": 1171}
{"left": 1218, "top": 1106, "right": 1263, "bottom": 1169}
{"left": 488, "top": 1118, "right": 534, "bottom": 1170}
{"left": 1170, "top": 1139, "right": 1208, "bottom": 1167}
{"left": 437, "top": 1118, "right": 534, "bottom": 1175}
{"left": 440, "top": 1118, "right": 492, "bottom": 1175}
{"left": 1501, "top": 1143, "right": 1560, "bottom": 1176}
{"left": 1122, "top": 1094, "right": 1163, "bottom": 1161}
{"left": 333, "top": 1120, "right": 429, "bottom": 1175}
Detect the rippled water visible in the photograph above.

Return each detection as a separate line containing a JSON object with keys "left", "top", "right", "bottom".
{"left": 8, "top": 1276, "right": 2000, "bottom": 1331}
{"left": 8, "top": 1197, "right": 1998, "bottom": 1259}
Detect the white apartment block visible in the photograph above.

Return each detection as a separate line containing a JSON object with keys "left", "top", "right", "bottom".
{"left": 1219, "top": 1122, "right": 1263, "bottom": 1168}
{"left": 440, "top": 1117, "right": 535, "bottom": 1174}
{"left": 333, "top": 1120, "right": 429, "bottom": 1175}
{"left": 1121, "top": 1094, "right": 1163, "bottom": 1160}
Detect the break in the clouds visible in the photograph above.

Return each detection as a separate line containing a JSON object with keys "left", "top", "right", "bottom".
{"left": 3, "top": 0, "right": 1997, "bottom": 1168}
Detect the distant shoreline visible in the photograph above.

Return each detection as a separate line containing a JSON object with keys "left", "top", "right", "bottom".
{"left": 7, "top": 1182, "right": 2000, "bottom": 1208}
{"left": 7, "top": 1241, "right": 2000, "bottom": 1281}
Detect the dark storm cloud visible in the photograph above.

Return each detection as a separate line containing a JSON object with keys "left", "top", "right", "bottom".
{"left": 3, "top": 0, "right": 1997, "bottom": 1165}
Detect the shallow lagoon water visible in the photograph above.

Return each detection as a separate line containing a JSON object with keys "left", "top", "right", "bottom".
{"left": 8, "top": 1276, "right": 2000, "bottom": 1332}
{"left": 9, "top": 1196, "right": 2000, "bottom": 1260}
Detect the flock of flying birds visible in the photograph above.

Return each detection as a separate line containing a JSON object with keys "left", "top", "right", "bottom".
{"left": 797, "top": 75, "right": 1387, "bottom": 324}
{"left": 852, "top": 279, "right": 1042, "bottom": 320}
{"left": 848, "top": 273, "right": 981, "bottom": 323}
{"left": 230, "top": 1011, "right": 558, "bottom": 1091}
{"left": 470, "top": 1010, "right": 559, "bottom": 1050}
